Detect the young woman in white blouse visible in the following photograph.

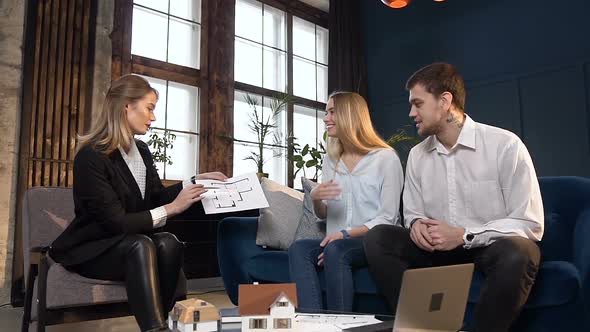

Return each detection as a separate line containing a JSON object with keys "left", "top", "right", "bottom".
{"left": 288, "top": 91, "right": 404, "bottom": 313}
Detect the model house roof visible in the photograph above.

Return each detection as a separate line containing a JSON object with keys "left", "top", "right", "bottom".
{"left": 173, "top": 298, "right": 220, "bottom": 324}
{"left": 238, "top": 283, "right": 298, "bottom": 316}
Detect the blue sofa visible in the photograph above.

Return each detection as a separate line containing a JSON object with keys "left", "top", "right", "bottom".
{"left": 217, "top": 176, "right": 590, "bottom": 331}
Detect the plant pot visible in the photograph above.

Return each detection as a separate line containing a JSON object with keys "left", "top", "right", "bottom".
{"left": 256, "top": 172, "right": 269, "bottom": 180}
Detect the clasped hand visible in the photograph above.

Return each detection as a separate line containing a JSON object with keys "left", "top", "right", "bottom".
{"left": 410, "top": 219, "right": 465, "bottom": 252}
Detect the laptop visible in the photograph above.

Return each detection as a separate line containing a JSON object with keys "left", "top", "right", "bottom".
{"left": 345, "top": 263, "right": 474, "bottom": 332}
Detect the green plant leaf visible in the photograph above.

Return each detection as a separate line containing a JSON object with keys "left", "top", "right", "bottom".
{"left": 311, "top": 149, "right": 321, "bottom": 160}
{"left": 306, "top": 160, "right": 317, "bottom": 167}
{"left": 301, "top": 144, "right": 309, "bottom": 156}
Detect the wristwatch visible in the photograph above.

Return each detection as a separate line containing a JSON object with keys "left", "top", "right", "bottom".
{"left": 463, "top": 231, "right": 475, "bottom": 248}
{"left": 340, "top": 229, "right": 351, "bottom": 239}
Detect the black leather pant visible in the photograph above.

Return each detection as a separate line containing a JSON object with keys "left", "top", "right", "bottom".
{"left": 364, "top": 225, "right": 540, "bottom": 332}
{"left": 71, "top": 232, "right": 183, "bottom": 331}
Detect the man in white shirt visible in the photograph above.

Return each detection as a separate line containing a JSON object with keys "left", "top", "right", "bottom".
{"left": 364, "top": 63, "right": 544, "bottom": 332}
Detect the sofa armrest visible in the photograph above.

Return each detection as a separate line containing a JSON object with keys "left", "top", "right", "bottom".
{"left": 217, "top": 217, "right": 266, "bottom": 305}
{"left": 573, "top": 208, "right": 590, "bottom": 327}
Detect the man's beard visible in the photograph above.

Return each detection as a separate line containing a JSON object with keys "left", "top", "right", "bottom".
{"left": 418, "top": 122, "right": 441, "bottom": 137}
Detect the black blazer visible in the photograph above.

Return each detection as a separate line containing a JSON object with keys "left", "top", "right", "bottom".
{"left": 50, "top": 140, "right": 183, "bottom": 266}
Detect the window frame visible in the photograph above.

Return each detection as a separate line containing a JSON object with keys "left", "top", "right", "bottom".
{"left": 276, "top": 300, "right": 289, "bottom": 307}
{"left": 273, "top": 318, "right": 292, "bottom": 328}
{"left": 234, "top": 0, "right": 328, "bottom": 187}
{"left": 113, "top": 0, "right": 328, "bottom": 186}
{"left": 112, "top": 0, "right": 204, "bottom": 182}
{"left": 249, "top": 318, "right": 268, "bottom": 329}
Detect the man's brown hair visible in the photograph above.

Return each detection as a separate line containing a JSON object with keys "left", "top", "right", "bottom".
{"left": 406, "top": 62, "right": 466, "bottom": 111}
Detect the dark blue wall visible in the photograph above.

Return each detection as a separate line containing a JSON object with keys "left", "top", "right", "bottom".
{"left": 361, "top": 0, "right": 590, "bottom": 176}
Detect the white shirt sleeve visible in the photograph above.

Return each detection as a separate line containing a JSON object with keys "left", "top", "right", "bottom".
{"left": 364, "top": 150, "right": 404, "bottom": 229}
{"left": 311, "top": 159, "right": 332, "bottom": 221}
{"left": 402, "top": 149, "right": 430, "bottom": 229}
{"left": 150, "top": 206, "right": 168, "bottom": 228}
{"left": 182, "top": 176, "right": 194, "bottom": 188}
{"left": 464, "top": 139, "right": 544, "bottom": 248}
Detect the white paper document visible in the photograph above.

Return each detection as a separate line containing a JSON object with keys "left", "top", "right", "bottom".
{"left": 195, "top": 173, "right": 269, "bottom": 214}
{"left": 293, "top": 313, "right": 383, "bottom": 332}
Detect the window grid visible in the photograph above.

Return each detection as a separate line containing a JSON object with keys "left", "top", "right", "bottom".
{"left": 234, "top": 0, "right": 328, "bottom": 187}
{"left": 274, "top": 318, "right": 292, "bottom": 328}
{"left": 292, "top": 17, "right": 328, "bottom": 102}
{"left": 235, "top": 1, "right": 287, "bottom": 92}
{"left": 130, "top": 1, "right": 202, "bottom": 180}
{"left": 138, "top": 77, "right": 200, "bottom": 180}
{"left": 132, "top": 1, "right": 202, "bottom": 69}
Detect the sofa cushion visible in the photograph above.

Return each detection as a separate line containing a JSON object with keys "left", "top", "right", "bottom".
{"left": 468, "top": 261, "right": 580, "bottom": 308}
{"left": 256, "top": 178, "right": 304, "bottom": 250}
{"left": 31, "top": 262, "right": 127, "bottom": 319}
{"left": 245, "top": 251, "right": 291, "bottom": 283}
{"left": 293, "top": 178, "right": 326, "bottom": 242}
{"left": 538, "top": 212, "right": 575, "bottom": 262}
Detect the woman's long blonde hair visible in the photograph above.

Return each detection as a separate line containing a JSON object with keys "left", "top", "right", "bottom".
{"left": 77, "top": 74, "right": 158, "bottom": 155}
{"left": 326, "top": 91, "right": 392, "bottom": 162}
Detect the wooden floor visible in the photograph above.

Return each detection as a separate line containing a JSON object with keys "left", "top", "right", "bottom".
{"left": 0, "top": 280, "right": 235, "bottom": 332}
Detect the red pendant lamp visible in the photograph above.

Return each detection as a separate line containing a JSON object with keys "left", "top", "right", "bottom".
{"left": 381, "top": 0, "right": 411, "bottom": 8}
{"left": 381, "top": 0, "right": 446, "bottom": 9}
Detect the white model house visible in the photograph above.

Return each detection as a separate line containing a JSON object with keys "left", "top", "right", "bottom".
{"left": 239, "top": 283, "right": 298, "bottom": 331}
{"left": 168, "top": 298, "right": 221, "bottom": 332}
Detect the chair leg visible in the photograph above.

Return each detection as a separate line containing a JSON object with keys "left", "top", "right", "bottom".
{"left": 36, "top": 256, "right": 49, "bottom": 332}
{"left": 21, "top": 264, "right": 37, "bottom": 332}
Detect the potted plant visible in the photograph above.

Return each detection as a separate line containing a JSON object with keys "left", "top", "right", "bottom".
{"left": 386, "top": 126, "right": 421, "bottom": 166}
{"left": 289, "top": 131, "right": 327, "bottom": 182}
{"left": 232, "top": 93, "right": 290, "bottom": 179}
{"left": 146, "top": 129, "right": 176, "bottom": 170}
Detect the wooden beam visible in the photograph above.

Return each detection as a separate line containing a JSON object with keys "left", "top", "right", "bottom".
{"left": 257, "top": 0, "right": 328, "bottom": 28}
{"left": 111, "top": 0, "right": 132, "bottom": 79}
{"left": 131, "top": 55, "right": 200, "bottom": 86}
{"left": 12, "top": 0, "right": 97, "bottom": 305}
{"left": 199, "top": 0, "right": 236, "bottom": 175}
{"left": 235, "top": 81, "right": 326, "bottom": 110}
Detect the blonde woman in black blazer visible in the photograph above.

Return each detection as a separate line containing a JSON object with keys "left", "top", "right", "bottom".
{"left": 50, "top": 75, "right": 226, "bottom": 332}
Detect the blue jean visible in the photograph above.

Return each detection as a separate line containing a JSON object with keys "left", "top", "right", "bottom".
{"left": 288, "top": 238, "right": 367, "bottom": 313}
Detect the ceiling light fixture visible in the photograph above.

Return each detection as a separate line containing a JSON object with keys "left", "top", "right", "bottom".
{"left": 382, "top": 0, "right": 446, "bottom": 9}
{"left": 381, "top": 0, "right": 411, "bottom": 9}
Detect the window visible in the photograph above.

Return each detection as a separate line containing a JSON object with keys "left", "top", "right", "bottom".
{"left": 274, "top": 318, "right": 292, "bottom": 328}
{"left": 234, "top": 0, "right": 328, "bottom": 186}
{"left": 129, "top": 0, "right": 202, "bottom": 180}
{"left": 293, "top": 17, "right": 328, "bottom": 102}
{"left": 293, "top": 105, "right": 326, "bottom": 188}
{"left": 138, "top": 76, "right": 200, "bottom": 180}
{"left": 249, "top": 318, "right": 267, "bottom": 329}
{"left": 117, "top": 0, "right": 327, "bottom": 184}
{"left": 276, "top": 301, "right": 289, "bottom": 307}
{"left": 233, "top": 91, "right": 288, "bottom": 185}
{"left": 235, "top": 0, "right": 286, "bottom": 91}
{"left": 132, "top": 0, "right": 201, "bottom": 69}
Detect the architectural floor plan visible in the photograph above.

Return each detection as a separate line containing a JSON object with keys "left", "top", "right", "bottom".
{"left": 195, "top": 173, "right": 269, "bottom": 214}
